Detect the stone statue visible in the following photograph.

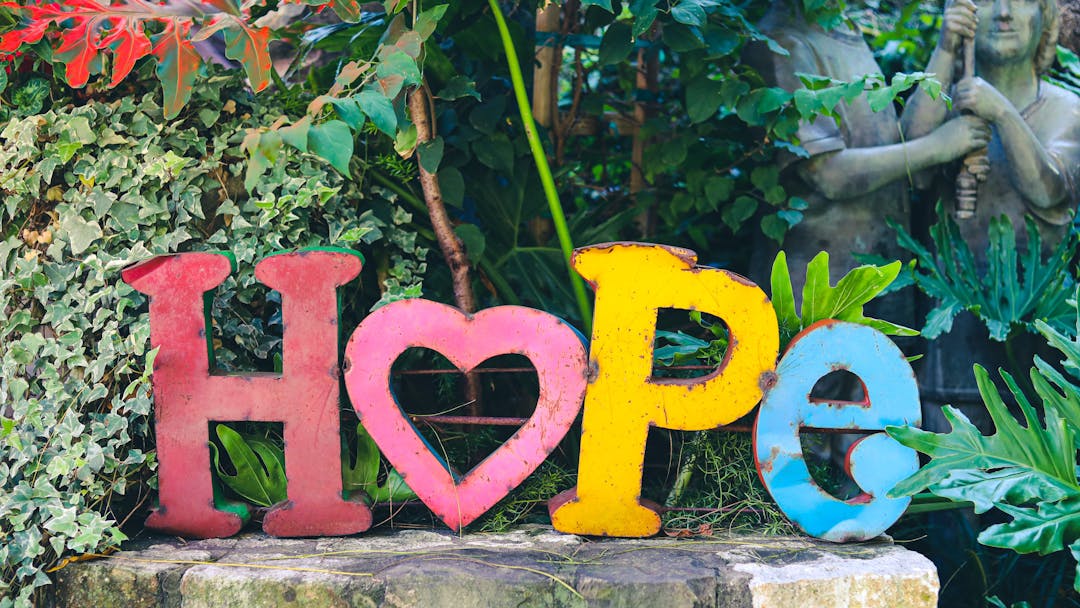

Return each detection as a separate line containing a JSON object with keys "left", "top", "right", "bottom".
{"left": 745, "top": 1, "right": 990, "bottom": 328}
{"left": 743, "top": 1, "right": 991, "bottom": 483}
{"left": 902, "top": 0, "right": 1080, "bottom": 428}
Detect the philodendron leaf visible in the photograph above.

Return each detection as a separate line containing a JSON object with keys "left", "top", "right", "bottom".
{"left": 929, "top": 468, "right": 1074, "bottom": 514}
{"left": 211, "top": 424, "right": 288, "bottom": 508}
{"left": 892, "top": 203, "right": 1077, "bottom": 343}
{"left": 1071, "top": 540, "right": 1080, "bottom": 592}
{"left": 769, "top": 251, "right": 799, "bottom": 345}
{"left": 980, "top": 495, "right": 1080, "bottom": 555}
{"left": 770, "top": 250, "right": 915, "bottom": 350}
{"left": 343, "top": 424, "right": 416, "bottom": 503}
{"left": 342, "top": 423, "right": 380, "bottom": 493}
{"left": 887, "top": 365, "right": 1079, "bottom": 498}
{"left": 368, "top": 469, "right": 417, "bottom": 503}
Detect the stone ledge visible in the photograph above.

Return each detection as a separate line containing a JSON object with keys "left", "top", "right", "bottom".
{"left": 50, "top": 526, "right": 938, "bottom": 607}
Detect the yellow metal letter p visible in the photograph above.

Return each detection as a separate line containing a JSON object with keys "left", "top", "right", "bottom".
{"left": 549, "top": 243, "right": 779, "bottom": 537}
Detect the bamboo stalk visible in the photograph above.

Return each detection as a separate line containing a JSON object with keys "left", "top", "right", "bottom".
{"left": 533, "top": 1, "right": 560, "bottom": 128}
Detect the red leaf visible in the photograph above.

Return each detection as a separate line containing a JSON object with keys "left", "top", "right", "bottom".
{"left": 100, "top": 18, "right": 152, "bottom": 87}
{"left": 201, "top": 0, "right": 241, "bottom": 16}
{"left": 222, "top": 19, "right": 271, "bottom": 92}
{"left": 151, "top": 20, "right": 202, "bottom": 119}
{"left": 54, "top": 17, "right": 101, "bottom": 87}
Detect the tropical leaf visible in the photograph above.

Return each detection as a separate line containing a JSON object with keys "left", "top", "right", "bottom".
{"left": 210, "top": 424, "right": 288, "bottom": 508}
{"left": 342, "top": 424, "right": 416, "bottom": 503}
{"left": 927, "top": 468, "right": 1073, "bottom": 514}
{"left": 887, "top": 366, "right": 1079, "bottom": 498}
{"left": 980, "top": 495, "right": 1080, "bottom": 555}
{"left": 770, "top": 250, "right": 916, "bottom": 348}
{"left": 892, "top": 203, "right": 1076, "bottom": 341}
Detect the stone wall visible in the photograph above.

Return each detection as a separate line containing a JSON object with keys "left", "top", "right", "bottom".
{"left": 49, "top": 526, "right": 938, "bottom": 608}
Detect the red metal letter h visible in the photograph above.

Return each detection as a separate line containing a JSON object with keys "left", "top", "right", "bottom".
{"left": 123, "top": 249, "right": 372, "bottom": 538}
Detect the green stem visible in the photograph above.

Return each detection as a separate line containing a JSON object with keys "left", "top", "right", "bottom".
{"left": 487, "top": 0, "right": 593, "bottom": 334}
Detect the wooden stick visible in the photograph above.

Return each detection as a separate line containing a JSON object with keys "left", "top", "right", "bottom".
{"left": 955, "top": 36, "right": 981, "bottom": 220}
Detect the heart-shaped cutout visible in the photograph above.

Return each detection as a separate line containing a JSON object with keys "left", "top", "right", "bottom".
{"left": 343, "top": 299, "right": 588, "bottom": 530}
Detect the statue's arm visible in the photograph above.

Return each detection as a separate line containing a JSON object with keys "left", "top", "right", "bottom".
{"left": 992, "top": 109, "right": 1070, "bottom": 209}
{"left": 900, "top": 0, "right": 975, "bottom": 138}
{"left": 900, "top": 51, "right": 956, "bottom": 139}
{"left": 955, "top": 78, "right": 1073, "bottom": 210}
{"left": 797, "top": 116, "right": 989, "bottom": 200}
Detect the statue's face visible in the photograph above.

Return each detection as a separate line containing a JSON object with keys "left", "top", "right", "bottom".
{"left": 974, "top": 0, "right": 1043, "bottom": 66}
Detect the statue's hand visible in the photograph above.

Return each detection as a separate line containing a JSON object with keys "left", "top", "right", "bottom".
{"left": 940, "top": 0, "right": 977, "bottom": 53}
{"left": 929, "top": 115, "right": 991, "bottom": 160}
{"left": 955, "top": 76, "right": 1012, "bottom": 122}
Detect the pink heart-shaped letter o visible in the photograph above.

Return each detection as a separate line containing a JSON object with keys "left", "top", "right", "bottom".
{"left": 343, "top": 299, "right": 588, "bottom": 531}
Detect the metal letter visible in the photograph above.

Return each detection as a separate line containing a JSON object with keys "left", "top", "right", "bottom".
{"left": 123, "top": 248, "right": 372, "bottom": 538}
{"left": 754, "top": 320, "right": 921, "bottom": 542}
{"left": 549, "top": 243, "right": 779, "bottom": 537}
{"left": 343, "top": 299, "right": 588, "bottom": 531}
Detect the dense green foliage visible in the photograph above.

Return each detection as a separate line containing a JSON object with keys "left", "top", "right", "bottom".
{"left": 888, "top": 305, "right": 1080, "bottom": 597}
{"left": 0, "top": 70, "right": 425, "bottom": 606}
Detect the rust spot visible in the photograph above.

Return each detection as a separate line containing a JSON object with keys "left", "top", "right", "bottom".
{"left": 726, "top": 270, "right": 758, "bottom": 287}
{"left": 759, "top": 370, "right": 778, "bottom": 392}
{"left": 587, "top": 359, "right": 599, "bottom": 383}
{"left": 342, "top": 357, "right": 352, "bottom": 373}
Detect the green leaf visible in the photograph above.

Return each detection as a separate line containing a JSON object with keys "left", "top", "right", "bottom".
{"left": 891, "top": 204, "right": 1076, "bottom": 344}
{"left": 438, "top": 167, "right": 465, "bottom": 207}
{"left": 671, "top": 0, "right": 708, "bottom": 26}
{"left": 581, "top": 0, "right": 613, "bottom": 11}
{"left": 770, "top": 251, "right": 799, "bottom": 343}
{"left": 279, "top": 116, "right": 311, "bottom": 152}
{"left": 211, "top": 425, "right": 287, "bottom": 508}
{"left": 705, "top": 176, "right": 733, "bottom": 206}
{"left": 686, "top": 77, "right": 723, "bottom": 123}
{"left": 367, "top": 468, "right": 417, "bottom": 503}
{"left": 760, "top": 214, "right": 787, "bottom": 244}
{"left": 1071, "top": 540, "right": 1080, "bottom": 593}
{"left": 454, "top": 223, "right": 485, "bottom": 263}
{"left": 415, "top": 5, "right": 448, "bottom": 40}
{"left": 418, "top": 136, "right": 444, "bottom": 173}
{"left": 474, "top": 132, "right": 515, "bottom": 174}
{"left": 662, "top": 23, "right": 705, "bottom": 52}
{"left": 60, "top": 213, "right": 102, "bottom": 256}
{"left": 930, "top": 468, "right": 1074, "bottom": 514}
{"left": 325, "top": 97, "right": 366, "bottom": 131}
{"left": 242, "top": 129, "right": 282, "bottom": 192}
{"left": 436, "top": 76, "right": 481, "bottom": 101}
{"left": 377, "top": 48, "right": 421, "bottom": 88}
{"left": 631, "top": 0, "right": 659, "bottom": 37}
{"left": 980, "top": 495, "right": 1080, "bottom": 555}
{"left": 887, "top": 366, "right": 1079, "bottom": 497}
{"left": 394, "top": 124, "right": 418, "bottom": 156}
{"left": 599, "top": 22, "right": 633, "bottom": 66}
{"left": 342, "top": 424, "right": 381, "bottom": 494}
{"left": 358, "top": 88, "right": 398, "bottom": 135}
{"left": 309, "top": 120, "right": 354, "bottom": 175}
{"left": 720, "top": 195, "right": 755, "bottom": 232}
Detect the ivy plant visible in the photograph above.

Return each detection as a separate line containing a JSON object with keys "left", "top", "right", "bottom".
{"left": 0, "top": 69, "right": 424, "bottom": 607}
